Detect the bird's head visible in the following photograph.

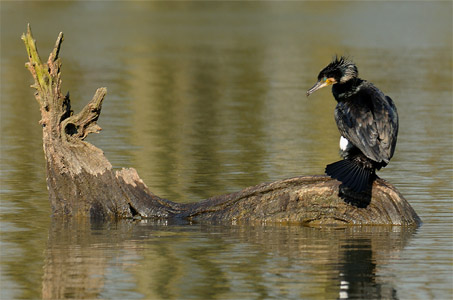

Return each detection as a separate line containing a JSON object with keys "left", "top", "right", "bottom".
{"left": 306, "top": 56, "right": 358, "bottom": 97}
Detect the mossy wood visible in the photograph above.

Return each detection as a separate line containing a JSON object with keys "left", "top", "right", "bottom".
{"left": 22, "top": 25, "right": 421, "bottom": 226}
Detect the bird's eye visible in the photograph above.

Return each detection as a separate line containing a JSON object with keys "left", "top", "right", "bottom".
{"left": 323, "top": 76, "right": 327, "bottom": 82}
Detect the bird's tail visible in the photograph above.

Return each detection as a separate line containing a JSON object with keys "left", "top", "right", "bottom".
{"left": 325, "top": 160, "right": 373, "bottom": 193}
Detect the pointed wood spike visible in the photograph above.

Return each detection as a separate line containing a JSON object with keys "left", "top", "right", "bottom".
{"left": 48, "top": 32, "right": 64, "bottom": 64}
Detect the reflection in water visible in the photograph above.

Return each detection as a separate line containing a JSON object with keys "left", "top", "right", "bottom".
{"left": 337, "top": 239, "right": 396, "bottom": 299}
{"left": 42, "top": 220, "right": 415, "bottom": 299}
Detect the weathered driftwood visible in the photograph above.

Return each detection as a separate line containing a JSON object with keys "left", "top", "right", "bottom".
{"left": 22, "top": 25, "right": 421, "bottom": 226}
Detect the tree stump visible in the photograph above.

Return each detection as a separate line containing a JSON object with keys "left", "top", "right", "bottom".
{"left": 22, "top": 25, "right": 421, "bottom": 226}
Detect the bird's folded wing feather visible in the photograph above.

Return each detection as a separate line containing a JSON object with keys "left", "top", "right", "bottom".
{"left": 334, "top": 89, "right": 398, "bottom": 164}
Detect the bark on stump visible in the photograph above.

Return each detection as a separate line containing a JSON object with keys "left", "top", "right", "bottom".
{"left": 22, "top": 25, "right": 421, "bottom": 226}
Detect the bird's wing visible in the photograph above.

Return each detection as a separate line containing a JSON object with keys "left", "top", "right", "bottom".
{"left": 335, "top": 89, "right": 398, "bottom": 164}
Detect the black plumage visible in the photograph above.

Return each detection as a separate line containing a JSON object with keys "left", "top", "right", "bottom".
{"left": 307, "top": 56, "right": 398, "bottom": 193}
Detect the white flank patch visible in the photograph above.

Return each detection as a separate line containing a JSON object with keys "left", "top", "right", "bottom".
{"left": 339, "top": 136, "right": 349, "bottom": 151}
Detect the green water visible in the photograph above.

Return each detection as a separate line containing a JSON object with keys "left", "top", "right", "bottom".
{"left": 1, "top": 2, "right": 452, "bottom": 299}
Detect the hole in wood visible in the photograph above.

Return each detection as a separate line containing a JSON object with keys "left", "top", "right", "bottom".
{"left": 64, "top": 123, "right": 78, "bottom": 136}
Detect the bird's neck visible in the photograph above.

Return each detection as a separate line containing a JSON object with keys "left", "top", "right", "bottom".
{"left": 332, "top": 78, "right": 364, "bottom": 101}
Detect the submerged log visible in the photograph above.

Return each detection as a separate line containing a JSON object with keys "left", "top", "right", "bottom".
{"left": 22, "top": 25, "right": 421, "bottom": 226}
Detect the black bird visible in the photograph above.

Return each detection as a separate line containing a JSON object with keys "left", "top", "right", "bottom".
{"left": 306, "top": 56, "right": 398, "bottom": 193}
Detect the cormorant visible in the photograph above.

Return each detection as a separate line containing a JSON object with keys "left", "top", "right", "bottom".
{"left": 306, "top": 56, "right": 398, "bottom": 193}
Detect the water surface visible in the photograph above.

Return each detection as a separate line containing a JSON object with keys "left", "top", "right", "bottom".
{"left": 1, "top": 2, "right": 452, "bottom": 299}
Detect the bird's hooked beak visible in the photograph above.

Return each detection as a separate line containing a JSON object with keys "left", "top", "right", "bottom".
{"left": 306, "top": 77, "right": 336, "bottom": 97}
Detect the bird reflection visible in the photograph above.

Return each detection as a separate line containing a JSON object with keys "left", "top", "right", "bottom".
{"left": 337, "top": 238, "right": 398, "bottom": 300}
